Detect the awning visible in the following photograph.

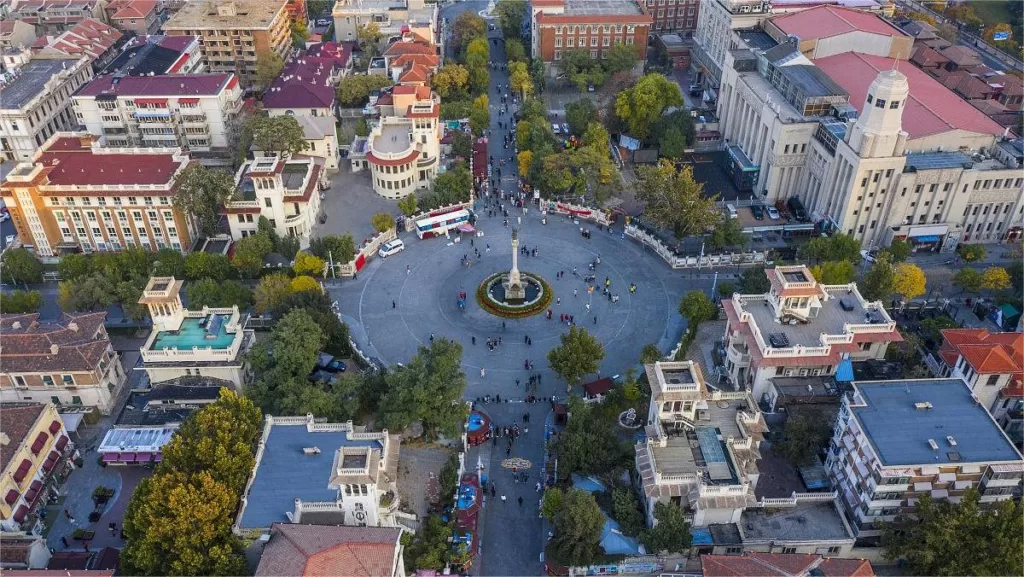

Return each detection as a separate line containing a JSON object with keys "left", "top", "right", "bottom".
{"left": 178, "top": 97, "right": 200, "bottom": 104}
{"left": 154, "top": 454, "right": 163, "bottom": 462}
{"left": 55, "top": 436, "right": 68, "bottom": 451}
{"left": 30, "top": 432, "right": 47, "bottom": 454}
{"left": 134, "top": 110, "right": 172, "bottom": 117}
{"left": 912, "top": 235, "right": 940, "bottom": 243}
{"left": 13, "top": 460, "right": 31, "bottom": 483}
{"left": 4, "top": 489, "right": 18, "bottom": 505}
{"left": 46, "top": 450, "right": 59, "bottom": 463}
{"left": 49, "top": 420, "right": 62, "bottom": 434}
{"left": 24, "top": 480, "right": 42, "bottom": 503}
{"left": 42, "top": 458, "right": 57, "bottom": 473}
{"left": 135, "top": 98, "right": 167, "bottom": 106}
{"left": 457, "top": 223, "right": 475, "bottom": 233}
{"left": 13, "top": 505, "right": 29, "bottom": 523}
{"left": 135, "top": 452, "right": 153, "bottom": 463}
{"left": 119, "top": 453, "right": 137, "bottom": 463}
{"left": 59, "top": 413, "right": 82, "bottom": 433}
{"left": 102, "top": 453, "right": 119, "bottom": 462}
{"left": 836, "top": 358, "right": 854, "bottom": 382}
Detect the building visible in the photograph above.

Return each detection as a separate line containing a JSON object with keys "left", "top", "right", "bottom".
{"left": 701, "top": 552, "right": 874, "bottom": 577}
{"left": 713, "top": 7, "right": 1024, "bottom": 249}
{"left": 162, "top": 0, "right": 292, "bottom": 86}
{"left": 0, "top": 533, "right": 52, "bottom": 570}
{"left": 29, "top": 18, "right": 123, "bottom": 71}
{"left": 227, "top": 154, "right": 324, "bottom": 242}
{"left": 0, "top": 20, "right": 38, "bottom": 52}
{"left": 103, "top": 0, "right": 161, "bottom": 36}
{"left": 0, "top": 55, "right": 93, "bottom": 162}
{"left": 97, "top": 424, "right": 178, "bottom": 466}
{"left": 72, "top": 73, "right": 243, "bottom": 151}
{"left": 8, "top": 0, "right": 107, "bottom": 36}
{"left": 100, "top": 35, "right": 205, "bottom": 77}
{"left": 530, "top": 0, "right": 652, "bottom": 75}
{"left": 117, "top": 380, "right": 227, "bottom": 426}
{"left": 382, "top": 38, "right": 440, "bottom": 85}
{"left": 255, "top": 524, "right": 406, "bottom": 577}
{"left": 262, "top": 54, "right": 338, "bottom": 118}
{"left": 0, "top": 403, "right": 72, "bottom": 531}
{"left": 283, "top": 0, "right": 308, "bottom": 25}
{"left": 359, "top": 84, "right": 441, "bottom": 199}
{"left": 234, "top": 415, "right": 403, "bottom": 536}
{"left": 826, "top": 378, "right": 1024, "bottom": 542}
{"left": 137, "top": 277, "right": 254, "bottom": 390}
{"left": 722, "top": 266, "right": 900, "bottom": 401}
{"left": 294, "top": 115, "right": 340, "bottom": 171}
{"left": 646, "top": 0, "right": 700, "bottom": 35}
{"left": 332, "top": 0, "right": 437, "bottom": 47}
{"left": 0, "top": 313, "right": 125, "bottom": 413}
{"left": 0, "top": 133, "right": 196, "bottom": 256}
{"left": 690, "top": 0, "right": 891, "bottom": 92}
{"left": 656, "top": 32, "right": 692, "bottom": 69}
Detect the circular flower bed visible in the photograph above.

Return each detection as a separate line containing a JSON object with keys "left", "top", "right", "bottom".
{"left": 476, "top": 272, "right": 554, "bottom": 319}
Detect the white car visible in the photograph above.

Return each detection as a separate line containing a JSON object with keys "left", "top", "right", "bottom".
{"left": 551, "top": 123, "right": 561, "bottom": 135}
{"left": 378, "top": 239, "right": 405, "bottom": 258}
{"left": 766, "top": 206, "right": 781, "bottom": 220}
{"left": 860, "top": 249, "right": 876, "bottom": 264}
{"left": 0, "top": 212, "right": 9, "bottom": 223}
{"left": 4, "top": 234, "right": 15, "bottom": 246}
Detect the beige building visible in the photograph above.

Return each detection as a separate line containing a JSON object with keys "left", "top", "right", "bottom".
{"left": 295, "top": 115, "right": 340, "bottom": 172}
{"left": 332, "top": 0, "right": 437, "bottom": 47}
{"left": 826, "top": 378, "right": 1024, "bottom": 542}
{"left": 138, "top": 277, "right": 254, "bottom": 390}
{"left": 0, "top": 20, "right": 38, "bottom": 52}
{"left": 0, "top": 313, "right": 125, "bottom": 414}
{"left": 8, "top": 0, "right": 108, "bottom": 36}
{"left": 0, "top": 55, "right": 93, "bottom": 162}
{"left": 0, "top": 403, "right": 72, "bottom": 532}
{"left": 227, "top": 154, "right": 325, "bottom": 244}
{"left": 162, "top": 0, "right": 292, "bottom": 86}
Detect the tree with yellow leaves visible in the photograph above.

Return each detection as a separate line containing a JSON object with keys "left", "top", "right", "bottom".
{"left": 290, "top": 275, "right": 322, "bottom": 293}
{"left": 980, "top": 266, "right": 1012, "bottom": 291}
{"left": 893, "top": 263, "right": 927, "bottom": 300}
{"left": 292, "top": 251, "right": 326, "bottom": 277}
{"left": 517, "top": 150, "right": 533, "bottom": 177}
{"left": 509, "top": 61, "right": 534, "bottom": 98}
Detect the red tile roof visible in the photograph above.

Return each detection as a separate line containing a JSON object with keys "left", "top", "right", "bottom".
{"left": 814, "top": 52, "right": 1005, "bottom": 139}
{"left": 77, "top": 73, "right": 235, "bottom": 97}
{"left": 0, "top": 312, "right": 111, "bottom": 375}
{"left": 255, "top": 524, "right": 401, "bottom": 577}
{"left": 36, "top": 17, "right": 122, "bottom": 60}
{"left": 262, "top": 54, "right": 337, "bottom": 110}
{"left": 0, "top": 404, "right": 47, "bottom": 473}
{"left": 940, "top": 45, "right": 984, "bottom": 67}
{"left": 772, "top": 5, "right": 906, "bottom": 40}
{"left": 382, "top": 40, "right": 436, "bottom": 58}
{"left": 940, "top": 328, "right": 1024, "bottom": 374}
{"left": 818, "top": 558, "right": 875, "bottom": 577}
{"left": 33, "top": 135, "right": 185, "bottom": 187}
{"left": 910, "top": 46, "right": 949, "bottom": 68}
{"left": 109, "top": 0, "right": 157, "bottom": 19}
{"left": 942, "top": 72, "right": 993, "bottom": 99}
{"left": 367, "top": 149, "right": 420, "bottom": 167}
{"left": 702, "top": 553, "right": 874, "bottom": 577}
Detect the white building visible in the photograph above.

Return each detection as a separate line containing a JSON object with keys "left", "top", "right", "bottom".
{"left": 361, "top": 84, "right": 441, "bottom": 200}
{"left": 332, "top": 0, "right": 437, "bottom": 47}
{"left": 138, "top": 277, "right": 254, "bottom": 390}
{"left": 71, "top": 73, "right": 243, "bottom": 152}
{"left": 0, "top": 56, "right": 93, "bottom": 162}
{"left": 227, "top": 155, "right": 325, "bottom": 244}
{"left": 294, "top": 115, "right": 340, "bottom": 172}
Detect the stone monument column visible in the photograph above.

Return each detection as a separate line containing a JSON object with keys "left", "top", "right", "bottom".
{"left": 504, "top": 229, "right": 526, "bottom": 301}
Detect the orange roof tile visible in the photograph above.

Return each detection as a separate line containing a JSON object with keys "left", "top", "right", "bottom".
{"left": 940, "top": 329, "right": 1024, "bottom": 374}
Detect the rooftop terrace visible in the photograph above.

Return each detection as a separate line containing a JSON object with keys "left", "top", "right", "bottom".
{"left": 149, "top": 314, "right": 236, "bottom": 350}
{"left": 372, "top": 122, "right": 413, "bottom": 154}
{"left": 741, "top": 292, "right": 884, "bottom": 348}
{"left": 740, "top": 501, "right": 852, "bottom": 543}
{"left": 565, "top": 0, "right": 644, "bottom": 16}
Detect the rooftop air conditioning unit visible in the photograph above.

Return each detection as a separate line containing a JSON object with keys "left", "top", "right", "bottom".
{"left": 927, "top": 439, "right": 939, "bottom": 450}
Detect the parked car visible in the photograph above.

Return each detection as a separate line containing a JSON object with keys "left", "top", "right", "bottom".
{"left": 551, "top": 123, "right": 561, "bottom": 134}
{"left": 688, "top": 84, "right": 702, "bottom": 96}
{"left": 378, "top": 238, "right": 406, "bottom": 258}
{"left": 766, "top": 206, "right": 780, "bottom": 220}
{"left": 751, "top": 204, "right": 765, "bottom": 220}
{"left": 860, "top": 249, "right": 876, "bottom": 264}
{"left": 561, "top": 123, "right": 570, "bottom": 135}
{"left": 787, "top": 197, "right": 808, "bottom": 221}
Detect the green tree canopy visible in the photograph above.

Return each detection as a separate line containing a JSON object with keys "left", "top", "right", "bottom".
{"left": 603, "top": 42, "right": 641, "bottom": 75}
{"left": 57, "top": 274, "right": 115, "bottom": 313}
{"left": 255, "top": 52, "right": 284, "bottom": 90}
{"left": 57, "top": 253, "right": 91, "bottom": 281}
{"left": 495, "top": 0, "right": 528, "bottom": 38}
{"left": 565, "top": 98, "right": 598, "bottom": 137}
{"left": 309, "top": 234, "right": 356, "bottom": 264}
{"left": 640, "top": 502, "right": 692, "bottom": 554}
{"left": 254, "top": 272, "right": 293, "bottom": 313}
{"left": 431, "top": 161, "right": 472, "bottom": 204}
{"left": 184, "top": 252, "right": 234, "bottom": 281}
{"left": 802, "top": 233, "right": 862, "bottom": 263}
{"left": 469, "top": 93, "right": 490, "bottom": 136}
{"left": 185, "top": 279, "right": 253, "bottom": 310}
{"left": 380, "top": 338, "right": 468, "bottom": 440}
{"left": 738, "top": 267, "right": 771, "bottom": 293}
{"left": 860, "top": 253, "right": 895, "bottom": 302}
{"left": 397, "top": 194, "right": 419, "bottom": 217}
{"left": 451, "top": 131, "right": 473, "bottom": 160}
{"left": 659, "top": 127, "right": 687, "bottom": 160}
{"left": 549, "top": 488, "right": 606, "bottom": 568}
{"left": 1, "top": 248, "right": 43, "bottom": 285}
{"left": 173, "top": 164, "right": 238, "bottom": 238}
{"left": 336, "top": 74, "right": 393, "bottom": 107}
{"left": 431, "top": 64, "right": 470, "bottom": 99}
{"left": 640, "top": 343, "right": 662, "bottom": 365}
{"left": 505, "top": 38, "right": 527, "bottom": 62}
{"left": 547, "top": 326, "right": 605, "bottom": 388}
{"left": 707, "top": 215, "right": 748, "bottom": 250}
{"left": 0, "top": 289, "right": 42, "bottom": 313}
{"left": 509, "top": 61, "right": 534, "bottom": 97}
{"left": 231, "top": 231, "right": 273, "bottom": 278}
{"left": 452, "top": 12, "right": 487, "bottom": 55}
{"left": 957, "top": 243, "right": 987, "bottom": 262}
{"left": 371, "top": 212, "right": 396, "bottom": 233}
{"left": 810, "top": 260, "right": 857, "bottom": 284}
{"left": 559, "top": 49, "right": 605, "bottom": 91}
{"left": 245, "top": 115, "right": 308, "bottom": 158}
{"left": 615, "top": 73, "right": 683, "bottom": 140}
{"left": 634, "top": 161, "right": 720, "bottom": 240}
{"left": 883, "top": 239, "right": 912, "bottom": 263}
{"left": 271, "top": 309, "right": 326, "bottom": 376}
{"left": 553, "top": 397, "right": 630, "bottom": 478}
{"left": 679, "top": 290, "right": 716, "bottom": 332}
{"left": 774, "top": 410, "right": 833, "bottom": 466}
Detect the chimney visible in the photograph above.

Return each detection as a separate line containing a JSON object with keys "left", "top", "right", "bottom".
{"left": 12, "top": 321, "right": 21, "bottom": 329}
{"left": 68, "top": 322, "right": 79, "bottom": 332}
{"left": 0, "top": 433, "right": 9, "bottom": 446}
{"left": 50, "top": 344, "right": 60, "bottom": 355}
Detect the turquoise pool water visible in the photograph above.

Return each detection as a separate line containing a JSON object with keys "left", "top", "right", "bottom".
{"left": 150, "top": 315, "right": 235, "bottom": 350}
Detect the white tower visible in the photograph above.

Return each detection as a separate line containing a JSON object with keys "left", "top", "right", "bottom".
{"left": 139, "top": 277, "right": 185, "bottom": 332}
{"left": 846, "top": 69, "right": 910, "bottom": 159}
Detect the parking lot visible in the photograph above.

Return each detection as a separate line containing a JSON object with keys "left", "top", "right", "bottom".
{"left": 316, "top": 165, "right": 401, "bottom": 244}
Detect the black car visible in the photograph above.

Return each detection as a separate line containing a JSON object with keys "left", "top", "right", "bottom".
{"left": 751, "top": 204, "right": 765, "bottom": 220}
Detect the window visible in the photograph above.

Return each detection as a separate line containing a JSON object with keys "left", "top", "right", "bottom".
{"left": 554, "top": 50, "right": 562, "bottom": 60}
{"left": 866, "top": 94, "right": 873, "bottom": 104}
{"left": 555, "top": 37, "right": 561, "bottom": 47}
{"left": 781, "top": 548, "right": 797, "bottom": 555}
{"left": 889, "top": 100, "right": 900, "bottom": 109}
{"left": 566, "top": 37, "right": 574, "bottom": 47}
{"left": 875, "top": 98, "right": 886, "bottom": 108}
{"left": 14, "top": 376, "right": 26, "bottom": 388}
{"left": 62, "top": 374, "right": 75, "bottom": 386}
{"left": 43, "top": 375, "right": 55, "bottom": 387}
{"left": 264, "top": 198, "right": 272, "bottom": 207}
{"left": 725, "top": 547, "right": 743, "bottom": 555}
{"left": 885, "top": 169, "right": 893, "bottom": 178}
{"left": 987, "top": 374, "right": 1000, "bottom": 386}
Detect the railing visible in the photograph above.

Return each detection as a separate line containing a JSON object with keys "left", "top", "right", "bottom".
{"left": 226, "top": 200, "right": 260, "bottom": 209}
{"left": 624, "top": 225, "right": 769, "bottom": 269}
{"left": 752, "top": 491, "right": 839, "bottom": 508}
{"left": 844, "top": 321, "right": 897, "bottom": 333}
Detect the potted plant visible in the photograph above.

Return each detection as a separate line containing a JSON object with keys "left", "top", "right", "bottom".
{"left": 72, "top": 528, "right": 95, "bottom": 541}
{"left": 92, "top": 486, "right": 114, "bottom": 504}
{"left": 88, "top": 511, "right": 101, "bottom": 522}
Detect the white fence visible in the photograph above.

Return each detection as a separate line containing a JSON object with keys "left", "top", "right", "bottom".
{"left": 625, "top": 225, "right": 768, "bottom": 269}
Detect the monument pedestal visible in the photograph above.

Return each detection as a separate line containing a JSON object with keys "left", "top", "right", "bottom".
{"left": 504, "top": 231, "right": 526, "bottom": 302}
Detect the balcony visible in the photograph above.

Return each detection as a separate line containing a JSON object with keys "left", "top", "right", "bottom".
{"left": 726, "top": 343, "right": 750, "bottom": 366}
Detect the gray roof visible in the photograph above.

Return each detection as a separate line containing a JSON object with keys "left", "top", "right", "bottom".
{"left": 780, "top": 64, "right": 848, "bottom": 99}
{"left": 741, "top": 502, "right": 852, "bottom": 543}
{"left": 852, "top": 379, "right": 1024, "bottom": 467}
{"left": 238, "top": 423, "right": 384, "bottom": 530}
{"left": 742, "top": 30, "right": 781, "bottom": 52}
{"left": 0, "top": 59, "right": 80, "bottom": 110}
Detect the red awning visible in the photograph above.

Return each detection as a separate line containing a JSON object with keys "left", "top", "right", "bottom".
{"left": 42, "top": 459, "right": 57, "bottom": 473}
{"left": 30, "top": 432, "right": 47, "bottom": 454}
{"left": 178, "top": 97, "right": 200, "bottom": 104}
{"left": 154, "top": 454, "right": 163, "bottom": 462}
{"left": 24, "top": 480, "right": 42, "bottom": 504}
{"left": 55, "top": 436, "right": 68, "bottom": 451}
{"left": 13, "top": 505, "right": 29, "bottom": 522}
{"left": 119, "top": 453, "right": 137, "bottom": 463}
{"left": 135, "top": 452, "right": 153, "bottom": 463}
{"left": 102, "top": 453, "right": 119, "bottom": 462}
{"left": 49, "top": 420, "right": 61, "bottom": 434}
{"left": 46, "top": 450, "right": 59, "bottom": 463}
{"left": 135, "top": 98, "right": 167, "bottom": 106}
{"left": 13, "top": 460, "right": 31, "bottom": 483}
{"left": 4, "top": 489, "right": 18, "bottom": 505}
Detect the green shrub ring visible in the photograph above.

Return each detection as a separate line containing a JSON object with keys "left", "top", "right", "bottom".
{"left": 475, "top": 272, "right": 554, "bottom": 319}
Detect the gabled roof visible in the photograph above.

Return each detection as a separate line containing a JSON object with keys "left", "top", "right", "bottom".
{"left": 255, "top": 524, "right": 401, "bottom": 577}
{"left": 382, "top": 39, "right": 435, "bottom": 58}
{"left": 910, "top": 46, "right": 948, "bottom": 68}
{"left": 34, "top": 17, "right": 122, "bottom": 60}
{"left": 398, "top": 63, "right": 430, "bottom": 84}
{"left": 31, "top": 135, "right": 187, "bottom": 188}
{"left": 77, "top": 73, "right": 236, "bottom": 97}
{"left": 262, "top": 55, "right": 336, "bottom": 110}
{"left": 109, "top": 0, "right": 157, "bottom": 19}
{"left": 771, "top": 5, "right": 906, "bottom": 40}
{"left": 940, "top": 45, "right": 983, "bottom": 67}
{"left": 940, "top": 328, "right": 1024, "bottom": 375}
{"left": 942, "top": 72, "right": 993, "bottom": 99}
{"left": 0, "top": 312, "right": 111, "bottom": 374}
{"left": 701, "top": 552, "right": 874, "bottom": 577}
{"left": 0, "top": 404, "right": 47, "bottom": 472}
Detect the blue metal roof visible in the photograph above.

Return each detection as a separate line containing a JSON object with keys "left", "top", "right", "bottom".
{"left": 835, "top": 359, "right": 854, "bottom": 382}
{"left": 852, "top": 379, "right": 1023, "bottom": 467}
{"left": 238, "top": 423, "right": 382, "bottom": 529}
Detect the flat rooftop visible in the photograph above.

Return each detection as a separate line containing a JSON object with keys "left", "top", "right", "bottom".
{"left": 98, "top": 425, "right": 178, "bottom": 453}
{"left": 0, "top": 59, "right": 81, "bottom": 110}
{"left": 738, "top": 30, "right": 778, "bottom": 52}
{"left": 565, "top": 0, "right": 644, "bottom": 16}
{"left": 164, "top": 0, "right": 286, "bottom": 29}
{"left": 852, "top": 379, "right": 1024, "bottom": 467}
{"left": 150, "top": 315, "right": 236, "bottom": 351}
{"left": 280, "top": 163, "right": 309, "bottom": 190}
{"left": 652, "top": 397, "right": 748, "bottom": 481}
{"left": 238, "top": 423, "right": 385, "bottom": 529}
{"left": 373, "top": 123, "right": 413, "bottom": 154}
{"left": 742, "top": 295, "right": 878, "bottom": 348}
{"left": 905, "top": 151, "right": 973, "bottom": 171}
{"left": 740, "top": 502, "right": 852, "bottom": 543}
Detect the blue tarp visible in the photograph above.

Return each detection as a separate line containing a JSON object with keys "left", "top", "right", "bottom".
{"left": 835, "top": 358, "right": 854, "bottom": 382}
{"left": 690, "top": 527, "right": 714, "bottom": 546}
{"left": 912, "top": 235, "right": 940, "bottom": 243}
{"left": 571, "top": 474, "right": 607, "bottom": 494}
{"left": 619, "top": 134, "right": 641, "bottom": 151}
{"left": 600, "top": 518, "right": 641, "bottom": 555}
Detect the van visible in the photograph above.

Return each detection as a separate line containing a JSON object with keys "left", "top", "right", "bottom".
{"left": 787, "top": 197, "right": 808, "bottom": 221}
{"left": 378, "top": 239, "right": 405, "bottom": 258}
{"left": 725, "top": 204, "right": 738, "bottom": 219}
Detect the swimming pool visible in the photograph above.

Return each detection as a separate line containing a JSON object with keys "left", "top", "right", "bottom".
{"left": 150, "top": 315, "right": 236, "bottom": 350}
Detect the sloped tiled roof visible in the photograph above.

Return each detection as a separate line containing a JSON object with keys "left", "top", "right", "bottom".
{"left": 910, "top": 46, "right": 948, "bottom": 68}
{"left": 0, "top": 404, "right": 47, "bottom": 472}
{"left": 109, "top": 0, "right": 157, "bottom": 19}
{"left": 0, "top": 312, "right": 110, "bottom": 374}
{"left": 34, "top": 17, "right": 122, "bottom": 60}
{"left": 940, "top": 328, "right": 1024, "bottom": 374}
{"left": 77, "top": 73, "right": 235, "bottom": 97}
{"left": 940, "top": 45, "right": 984, "bottom": 67}
{"left": 701, "top": 553, "right": 874, "bottom": 577}
{"left": 772, "top": 5, "right": 906, "bottom": 40}
{"left": 255, "top": 524, "right": 401, "bottom": 577}
{"left": 382, "top": 40, "right": 435, "bottom": 58}
{"left": 262, "top": 54, "right": 336, "bottom": 110}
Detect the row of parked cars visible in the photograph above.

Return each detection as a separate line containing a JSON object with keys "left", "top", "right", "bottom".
{"left": 725, "top": 197, "right": 809, "bottom": 222}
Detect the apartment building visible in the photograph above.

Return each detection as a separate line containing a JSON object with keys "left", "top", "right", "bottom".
{"left": 101, "top": 35, "right": 205, "bottom": 77}
{"left": 826, "top": 378, "right": 1024, "bottom": 542}
{"left": 72, "top": 73, "right": 243, "bottom": 151}
{"left": 645, "top": 0, "right": 700, "bottom": 35}
{"left": 262, "top": 55, "right": 338, "bottom": 118}
{"left": 227, "top": 154, "right": 324, "bottom": 243}
{"left": 8, "top": 0, "right": 107, "bottom": 36}
{"left": 235, "top": 415, "right": 403, "bottom": 537}
{"left": 104, "top": 0, "right": 161, "bottom": 36}
{"left": 332, "top": 0, "right": 437, "bottom": 47}
{"left": 713, "top": 7, "right": 1023, "bottom": 249}
{"left": 531, "top": 0, "right": 652, "bottom": 75}
{"left": 30, "top": 18, "right": 123, "bottom": 71}
{"left": 0, "top": 403, "right": 72, "bottom": 531}
{"left": 358, "top": 84, "right": 441, "bottom": 199}
{"left": 0, "top": 313, "right": 125, "bottom": 413}
{"left": 0, "top": 133, "right": 196, "bottom": 256}
{"left": 722, "top": 266, "right": 900, "bottom": 401}
{"left": 138, "top": 277, "right": 254, "bottom": 390}
{"left": 163, "top": 0, "right": 292, "bottom": 86}
{"left": 0, "top": 55, "right": 93, "bottom": 162}
{"left": 0, "top": 20, "right": 38, "bottom": 52}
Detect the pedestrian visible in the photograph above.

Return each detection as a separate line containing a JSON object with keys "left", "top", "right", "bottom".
{"left": 63, "top": 509, "right": 70, "bottom": 519}
{"left": 472, "top": 336, "right": 476, "bottom": 345}
{"left": 491, "top": 484, "right": 497, "bottom": 497}
{"left": 429, "top": 332, "right": 435, "bottom": 343}
{"left": 585, "top": 303, "right": 591, "bottom": 312}
{"left": 515, "top": 378, "right": 520, "bottom": 388}
{"left": 524, "top": 334, "right": 529, "bottom": 344}
{"left": 518, "top": 496, "right": 524, "bottom": 506}
{"left": 501, "top": 494, "right": 507, "bottom": 503}
{"left": 527, "top": 336, "right": 532, "bottom": 346}
{"left": 407, "top": 265, "right": 411, "bottom": 274}
{"left": 536, "top": 481, "right": 542, "bottom": 492}
{"left": 60, "top": 536, "right": 68, "bottom": 548}
{"left": 574, "top": 288, "right": 578, "bottom": 297}
{"left": 506, "top": 446, "right": 511, "bottom": 456}
{"left": 481, "top": 367, "right": 486, "bottom": 377}
{"left": 392, "top": 300, "right": 396, "bottom": 309}
{"left": 557, "top": 297, "right": 561, "bottom": 305}
{"left": 594, "top": 315, "right": 598, "bottom": 324}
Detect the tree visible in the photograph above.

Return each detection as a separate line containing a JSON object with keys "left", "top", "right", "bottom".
{"left": 611, "top": 487, "right": 645, "bottom": 537}
{"left": 380, "top": 338, "right": 468, "bottom": 440}
{"left": 958, "top": 243, "right": 987, "bottom": 263}
{"left": 560, "top": 49, "right": 604, "bottom": 92}
{"left": 469, "top": 94, "right": 490, "bottom": 136}
{"left": 173, "top": 164, "right": 238, "bottom": 238}
{"left": 116, "top": 280, "right": 148, "bottom": 322}
{"left": 893, "top": 263, "right": 926, "bottom": 301}
{"left": 885, "top": 239, "right": 912, "bottom": 263}
{"left": 547, "top": 326, "right": 605, "bottom": 388}
{"left": 273, "top": 309, "right": 327, "bottom": 376}
{"left": 255, "top": 52, "right": 284, "bottom": 90}
{"left": 245, "top": 115, "right": 308, "bottom": 158}
{"left": 615, "top": 73, "right": 683, "bottom": 140}
{"left": 809, "top": 260, "right": 857, "bottom": 284}
{"left": 292, "top": 252, "right": 326, "bottom": 277}
{"left": 57, "top": 274, "right": 115, "bottom": 312}
{"left": 309, "top": 234, "right": 356, "bottom": 264}
{"left": 565, "top": 99, "right": 598, "bottom": 137}
{"left": 231, "top": 232, "right": 273, "bottom": 278}
{"left": 290, "top": 20, "right": 310, "bottom": 47}
{"left": 509, "top": 61, "right": 534, "bottom": 97}
{"left": 980, "top": 266, "right": 1012, "bottom": 291}
{"left": 495, "top": 0, "right": 528, "bottom": 38}
{"left": 659, "top": 127, "right": 687, "bottom": 159}
{"left": 1, "top": 248, "right": 42, "bottom": 285}
{"left": 549, "top": 488, "right": 605, "bottom": 568}
{"left": 184, "top": 252, "right": 234, "bottom": 281}
{"left": 290, "top": 275, "right": 321, "bottom": 293}
{"left": 452, "top": 12, "right": 487, "bottom": 56}
{"left": 716, "top": 281, "right": 736, "bottom": 299}
{"left": 431, "top": 64, "right": 470, "bottom": 99}
{"left": 919, "top": 316, "right": 959, "bottom": 344}
{"left": 775, "top": 410, "right": 832, "bottom": 466}
{"left": 451, "top": 131, "right": 473, "bottom": 159}
{"left": 603, "top": 42, "right": 641, "bottom": 75}
{"left": 441, "top": 100, "right": 473, "bottom": 121}
{"left": 505, "top": 38, "right": 526, "bottom": 62}
{"left": 640, "top": 343, "right": 662, "bottom": 365}
{"left": 397, "top": 194, "right": 418, "bottom": 217}
{"left": 679, "top": 290, "right": 716, "bottom": 332}
{"left": 58, "top": 253, "right": 91, "bottom": 281}
{"left": 634, "top": 161, "right": 721, "bottom": 240}
{"left": 541, "top": 487, "right": 565, "bottom": 521}
{"left": 0, "top": 289, "right": 41, "bottom": 313}
{"left": 254, "top": 273, "right": 293, "bottom": 313}
{"left": 860, "top": 254, "right": 896, "bottom": 302}
{"left": 738, "top": 267, "right": 771, "bottom": 293}
{"left": 186, "top": 279, "right": 252, "bottom": 310}
{"left": 517, "top": 150, "right": 533, "bottom": 176}
{"left": 530, "top": 58, "right": 546, "bottom": 93}
{"left": 151, "top": 249, "right": 185, "bottom": 278}
{"left": 879, "top": 488, "right": 1022, "bottom": 577}
{"left": 432, "top": 161, "right": 472, "bottom": 204}
{"left": 707, "top": 216, "right": 748, "bottom": 250}
{"left": 356, "top": 22, "right": 383, "bottom": 58}
{"left": 403, "top": 515, "right": 451, "bottom": 571}
{"left": 640, "top": 502, "right": 692, "bottom": 555}
{"left": 355, "top": 117, "right": 370, "bottom": 137}
{"left": 371, "top": 212, "right": 395, "bottom": 234}
{"left": 553, "top": 396, "right": 629, "bottom": 479}
{"left": 952, "top": 267, "right": 983, "bottom": 294}
{"left": 336, "top": 74, "right": 393, "bottom": 107}
{"left": 803, "top": 233, "right": 862, "bottom": 264}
